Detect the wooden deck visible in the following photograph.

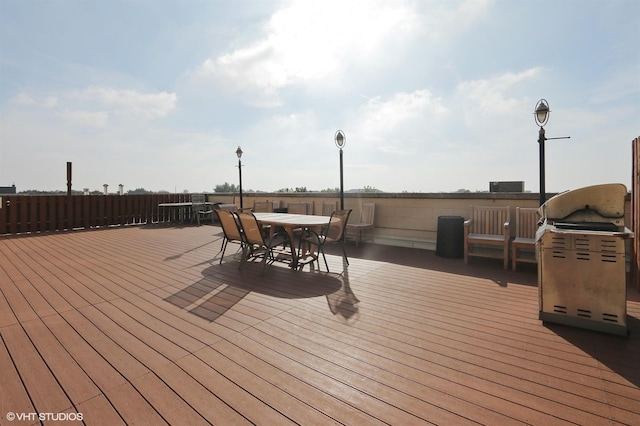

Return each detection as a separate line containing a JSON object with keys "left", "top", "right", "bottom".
{"left": 1, "top": 224, "right": 639, "bottom": 425}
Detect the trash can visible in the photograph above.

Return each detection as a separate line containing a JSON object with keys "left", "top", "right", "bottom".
{"left": 436, "top": 216, "right": 464, "bottom": 258}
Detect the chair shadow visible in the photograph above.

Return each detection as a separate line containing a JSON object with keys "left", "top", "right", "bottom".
{"left": 325, "top": 258, "right": 360, "bottom": 321}
{"left": 163, "top": 260, "right": 346, "bottom": 322}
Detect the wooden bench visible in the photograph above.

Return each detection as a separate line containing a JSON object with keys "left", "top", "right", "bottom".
{"left": 511, "top": 207, "right": 540, "bottom": 271}
{"left": 346, "top": 202, "right": 375, "bottom": 247}
{"left": 464, "top": 206, "right": 511, "bottom": 269}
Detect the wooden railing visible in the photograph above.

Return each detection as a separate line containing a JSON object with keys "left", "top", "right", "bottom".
{"left": 0, "top": 193, "right": 192, "bottom": 235}
{"left": 633, "top": 137, "right": 640, "bottom": 289}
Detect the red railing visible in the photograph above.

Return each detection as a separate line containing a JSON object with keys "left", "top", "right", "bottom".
{"left": 0, "top": 193, "right": 192, "bottom": 236}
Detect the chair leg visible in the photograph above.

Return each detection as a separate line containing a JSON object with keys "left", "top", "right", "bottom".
{"left": 341, "top": 242, "right": 349, "bottom": 266}
{"left": 219, "top": 238, "right": 228, "bottom": 264}
{"left": 261, "top": 251, "right": 269, "bottom": 275}
{"left": 503, "top": 244, "right": 509, "bottom": 270}
{"left": 318, "top": 247, "right": 329, "bottom": 272}
{"left": 238, "top": 246, "right": 247, "bottom": 270}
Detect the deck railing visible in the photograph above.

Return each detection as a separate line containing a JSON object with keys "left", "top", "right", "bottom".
{"left": 0, "top": 193, "right": 193, "bottom": 235}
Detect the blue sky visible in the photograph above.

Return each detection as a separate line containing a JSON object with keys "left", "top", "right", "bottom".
{"left": 1, "top": 0, "right": 638, "bottom": 193}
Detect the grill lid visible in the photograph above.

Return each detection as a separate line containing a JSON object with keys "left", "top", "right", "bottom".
{"left": 540, "top": 183, "right": 627, "bottom": 226}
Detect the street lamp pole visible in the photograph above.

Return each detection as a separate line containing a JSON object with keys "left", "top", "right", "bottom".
{"left": 534, "top": 99, "right": 570, "bottom": 206}
{"left": 335, "top": 130, "right": 346, "bottom": 210}
{"left": 236, "top": 146, "right": 243, "bottom": 209}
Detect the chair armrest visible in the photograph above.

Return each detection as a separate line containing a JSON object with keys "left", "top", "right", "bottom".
{"left": 503, "top": 221, "right": 510, "bottom": 239}
{"left": 463, "top": 219, "right": 472, "bottom": 235}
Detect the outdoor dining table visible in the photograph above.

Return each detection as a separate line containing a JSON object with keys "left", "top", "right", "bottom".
{"left": 253, "top": 212, "right": 333, "bottom": 269}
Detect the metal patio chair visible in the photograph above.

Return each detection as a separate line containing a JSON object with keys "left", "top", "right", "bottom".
{"left": 213, "top": 209, "right": 244, "bottom": 267}
{"left": 301, "top": 209, "right": 352, "bottom": 272}
{"left": 236, "top": 212, "right": 289, "bottom": 275}
{"left": 191, "top": 193, "right": 213, "bottom": 225}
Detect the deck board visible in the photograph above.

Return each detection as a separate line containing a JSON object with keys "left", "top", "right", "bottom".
{"left": 1, "top": 323, "right": 74, "bottom": 415}
{"left": 1, "top": 224, "right": 639, "bottom": 425}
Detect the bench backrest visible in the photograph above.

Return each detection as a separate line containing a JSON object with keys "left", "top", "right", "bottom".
{"left": 469, "top": 206, "right": 510, "bottom": 235}
{"left": 253, "top": 201, "right": 273, "bottom": 212}
{"left": 515, "top": 207, "right": 540, "bottom": 239}
{"left": 287, "top": 202, "right": 312, "bottom": 215}
{"left": 359, "top": 202, "right": 375, "bottom": 225}
{"left": 322, "top": 201, "right": 337, "bottom": 216}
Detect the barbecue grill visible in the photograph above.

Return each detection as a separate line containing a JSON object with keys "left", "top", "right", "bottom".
{"left": 536, "top": 183, "right": 634, "bottom": 336}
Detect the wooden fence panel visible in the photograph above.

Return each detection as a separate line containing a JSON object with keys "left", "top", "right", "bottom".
{"left": 38, "top": 196, "right": 47, "bottom": 233}
{"left": 0, "top": 193, "right": 216, "bottom": 236}
{"left": 0, "top": 197, "right": 6, "bottom": 234}
{"left": 9, "top": 196, "right": 18, "bottom": 234}
{"left": 633, "top": 137, "right": 639, "bottom": 289}
{"left": 29, "top": 196, "right": 38, "bottom": 233}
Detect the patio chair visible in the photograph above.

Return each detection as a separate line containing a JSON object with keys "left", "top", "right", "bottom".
{"left": 192, "top": 194, "right": 213, "bottom": 225}
{"left": 213, "top": 209, "right": 245, "bottom": 267}
{"left": 236, "top": 212, "right": 289, "bottom": 275}
{"left": 463, "top": 205, "right": 511, "bottom": 269}
{"left": 511, "top": 207, "right": 540, "bottom": 271}
{"left": 346, "top": 202, "right": 375, "bottom": 247}
{"left": 302, "top": 209, "right": 352, "bottom": 272}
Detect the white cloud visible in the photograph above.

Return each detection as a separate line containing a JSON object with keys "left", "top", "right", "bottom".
{"left": 7, "top": 86, "right": 177, "bottom": 131}
{"left": 60, "top": 109, "right": 109, "bottom": 128}
{"left": 456, "top": 67, "right": 543, "bottom": 128}
{"left": 195, "top": 0, "right": 423, "bottom": 105}
{"left": 10, "top": 93, "right": 58, "bottom": 108}
{"left": 72, "top": 86, "right": 177, "bottom": 119}
{"left": 354, "top": 90, "right": 449, "bottom": 152}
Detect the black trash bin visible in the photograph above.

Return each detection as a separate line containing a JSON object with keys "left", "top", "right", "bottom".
{"left": 436, "top": 216, "right": 464, "bottom": 258}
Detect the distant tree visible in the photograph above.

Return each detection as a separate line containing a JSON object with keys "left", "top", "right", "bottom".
{"left": 127, "top": 188, "right": 152, "bottom": 194}
{"left": 19, "top": 189, "right": 83, "bottom": 195}
{"left": 214, "top": 182, "right": 239, "bottom": 193}
{"left": 294, "top": 187, "right": 308, "bottom": 192}
{"left": 455, "top": 188, "right": 471, "bottom": 193}
{"left": 362, "top": 186, "right": 382, "bottom": 193}
{"left": 320, "top": 187, "right": 340, "bottom": 193}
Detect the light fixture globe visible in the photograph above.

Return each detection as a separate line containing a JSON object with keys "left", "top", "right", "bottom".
{"left": 235, "top": 146, "right": 243, "bottom": 159}
{"left": 335, "top": 130, "right": 346, "bottom": 149}
{"left": 534, "top": 99, "right": 550, "bottom": 127}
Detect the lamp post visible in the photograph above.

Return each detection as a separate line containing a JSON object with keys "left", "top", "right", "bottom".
{"left": 534, "top": 99, "right": 570, "bottom": 206}
{"left": 235, "top": 146, "right": 243, "bottom": 209}
{"left": 534, "top": 99, "right": 550, "bottom": 207}
{"left": 335, "top": 130, "right": 346, "bottom": 210}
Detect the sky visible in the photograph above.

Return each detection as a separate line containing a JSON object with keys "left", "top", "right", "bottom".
{"left": 1, "top": 0, "right": 638, "bottom": 194}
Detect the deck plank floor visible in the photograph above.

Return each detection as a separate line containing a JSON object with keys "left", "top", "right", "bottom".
{"left": 1, "top": 224, "right": 639, "bottom": 425}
